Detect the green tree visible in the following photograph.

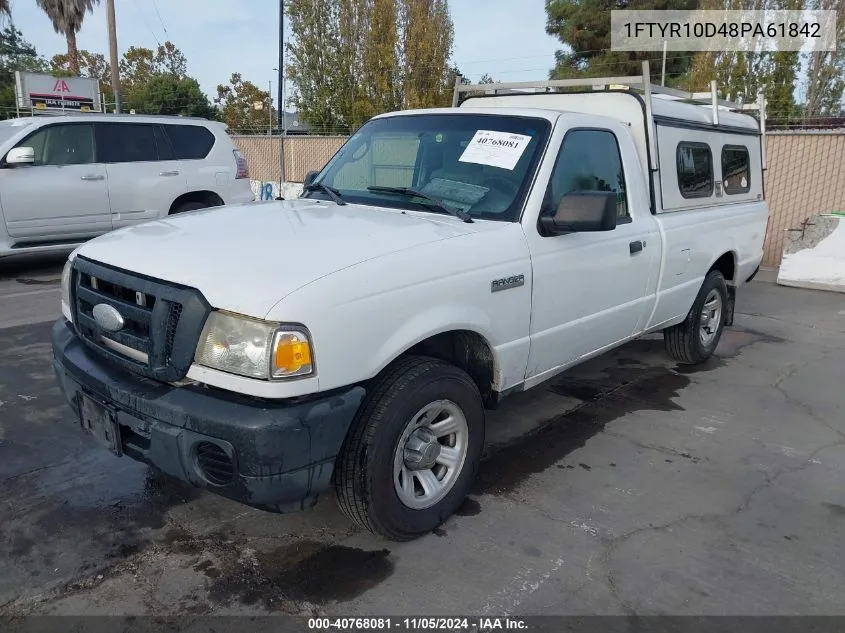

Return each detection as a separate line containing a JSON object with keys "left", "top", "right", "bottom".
{"left": 546, "top": 0, "right": 697, "bottom": 80}
{"left": 286, "top": 0, "right": 354, "bottom": 134}
{"left": 804, "top": 0, "right": 844, "bottom": 117}
{"left": 359, "top": 0, "right": 401, "bottom": 120}
{"left": 0, "top": 25, "right": 48, "bottom": 118}
{"left": 686, "top": 0, "right": 802, "bottom": 119}
{"left": 125, "top": 74, "right": 216, "bottom": 119}
{"left": 51, "top": 49, "right": 111, "bottom": 96}
{"left": 119, "top": 41, "right": 190, "bottom": 103}
{"left": 287, "top": 0, "right": 454, "bottom": 133}
{"left": 35, "top": 0, "right": 100, "bottom": 75}
{"left": 215, "top": 72, "right": 276, "bottom": 133}
{"left": 399, "top": 0, "right": 454, "bottom": 109}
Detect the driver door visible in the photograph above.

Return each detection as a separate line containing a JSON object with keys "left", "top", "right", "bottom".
{"left": 0, "top": 123, "right": 111, "bottom": 241}
{"left": 524, "top": 127, "right": 659, "bottom": 383}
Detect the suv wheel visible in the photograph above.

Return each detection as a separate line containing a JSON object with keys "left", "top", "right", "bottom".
{"left": 335, "top": 356, "right": 485, "bottom": 541}
{"left": 171, "top": 201, "right": 208, "bottom": 214}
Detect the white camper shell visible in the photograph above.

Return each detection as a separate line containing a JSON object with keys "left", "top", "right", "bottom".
{"left": 453, "top": 62, "right": 765, "bottom": 215}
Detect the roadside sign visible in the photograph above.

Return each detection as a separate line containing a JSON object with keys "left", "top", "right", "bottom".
{"left": 15, "top": 72, "right": 101, "bottom": 113}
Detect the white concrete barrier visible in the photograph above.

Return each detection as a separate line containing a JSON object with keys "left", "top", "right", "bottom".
{"left": 250, "top": 180, "right": 304, "bottom": 202}
{"left": 778, "top": 214, "right": 845, "bottom": 293}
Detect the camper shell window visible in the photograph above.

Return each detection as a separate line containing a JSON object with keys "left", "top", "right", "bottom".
{"left": 722, "top": 145, "right": 751, "bottom": 194}
{"left": 676, "top": 142, "right": 713, "bottom": 199}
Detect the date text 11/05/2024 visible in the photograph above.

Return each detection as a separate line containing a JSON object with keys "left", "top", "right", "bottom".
{"left": 308, "top": 617, "right": 529, "bottom": 631}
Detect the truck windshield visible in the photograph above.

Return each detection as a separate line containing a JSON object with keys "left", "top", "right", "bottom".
{"left": 306, "top": 114, "right": 551, "bottom": 222}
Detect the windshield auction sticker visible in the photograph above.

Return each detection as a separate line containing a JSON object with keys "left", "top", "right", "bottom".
{"left": 459, "top": 130, "right": 532, "bottom": 170}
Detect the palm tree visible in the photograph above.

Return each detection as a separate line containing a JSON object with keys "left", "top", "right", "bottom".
{"left": 35, "top": 0, "right": 100, "bottom": 75}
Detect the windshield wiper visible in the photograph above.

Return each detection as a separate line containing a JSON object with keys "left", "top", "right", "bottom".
{"left": 367, "top": 186, "right": 473, "bottom": 223}
{"left": 304, "top": 181, "right": 346, "bottom": 205}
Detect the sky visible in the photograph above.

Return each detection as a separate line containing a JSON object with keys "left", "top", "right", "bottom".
{"left": 9, "top": 0, "right": 562, "bottom": 109}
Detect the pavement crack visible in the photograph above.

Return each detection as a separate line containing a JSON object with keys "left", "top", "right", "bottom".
{"left": 1, "top": 461, "right": 68, "bottom": 484}
{"left": 737, "top": 311, "right": 845, "bottom": 336}
{"left": 771, "top": 350, "right": 845, "bottom": 441}
{"left": 601, "top": 430, "right": 705, "bottom": 463}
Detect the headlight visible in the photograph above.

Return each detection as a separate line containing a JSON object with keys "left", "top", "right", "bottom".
{"left": 61, "top": 261, "right": 73, "bottom": 323}
{"left": 194, "top": 311, "right": 314, "bottom": 380}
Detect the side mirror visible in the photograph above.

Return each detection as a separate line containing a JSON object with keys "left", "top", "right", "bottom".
{"left": 540, "top": 191, "right": 618, "bottom": 235}
{"left": 303, "top": 170, "right": 319, "bottom": 187}
{"left": 6, "top": 147, "right": 35, "bottom": 166}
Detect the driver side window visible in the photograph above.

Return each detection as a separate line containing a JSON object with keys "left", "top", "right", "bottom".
{"left": 15, "top": 124, "right": 95, "bottom": 167}
{"left": 544, "top": 129, "right": 629, "bottom": 220}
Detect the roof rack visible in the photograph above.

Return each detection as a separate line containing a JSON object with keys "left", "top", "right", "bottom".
{"left": 452, "top": 61, "right": 767, "bottom": 170}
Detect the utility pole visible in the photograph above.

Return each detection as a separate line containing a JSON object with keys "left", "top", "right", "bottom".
{"left": 278, "top": 0, "right": 285, "bottom": 191}
{"left": 106, "top": 0, "right": 121, "bottom": 113}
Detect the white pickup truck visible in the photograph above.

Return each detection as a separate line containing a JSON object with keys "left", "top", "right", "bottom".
{"left": 53, "top": 67, "right": 768, "bottom": 540}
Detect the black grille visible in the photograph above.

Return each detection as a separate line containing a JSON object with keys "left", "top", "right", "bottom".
{"left": 194, "top": 442, "right": 235, "bottom": 486}
{"left": 72, "top": 256, "right": 211, "bottom": 382}
{"left": 164, "top": 303, "right": 183, "bottom": 363}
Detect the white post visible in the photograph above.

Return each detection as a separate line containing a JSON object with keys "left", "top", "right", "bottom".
{"left": 642, "top": 61, "right": 658, "bottom": 172}
{"left": 661, "top": 41, "right": 667, "bottom": 87}
{"left": 710, "top": 80, "right": 719, "bottom": 127}
{"left": 758, "top": 91, "right": 767, "bottom": 171}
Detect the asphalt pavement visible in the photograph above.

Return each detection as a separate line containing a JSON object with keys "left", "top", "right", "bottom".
{"left": 1, "top": 255, "right": 844, "bottom": 616}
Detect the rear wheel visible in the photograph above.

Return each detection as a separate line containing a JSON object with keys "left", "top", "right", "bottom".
{"left": 664, "top": 270, "right": 728, "bottom": 364}
{"left": 335, "top": 356, "right": 484, "bottom": 541}
{"left": 170, "top": 201, "right": 208, "bottom": 214}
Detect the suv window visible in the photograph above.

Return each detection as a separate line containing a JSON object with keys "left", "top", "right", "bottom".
{"left": 164, "top": 124, "right": 215, "bottom": 159}
{"left": 677, "top": 142, "right": 713, "bottom": 198}
{"left": 95, "top": 123, "right": 166, "bottom": 163}
{"left": 722, "top": 145, "right": 750, "bottom": 194}
{"left": 16, "top": 123, "right": 95, "bottom": 166}
{"left": 544, "top": 129, "right": 629, "bottom": 220}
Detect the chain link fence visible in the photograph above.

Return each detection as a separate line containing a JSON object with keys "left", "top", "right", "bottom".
{"left": 231, "top": 135, "right": 347, "bottom": 183}
{"left": 764, "top": 130, "right": 845, "bottom": 266}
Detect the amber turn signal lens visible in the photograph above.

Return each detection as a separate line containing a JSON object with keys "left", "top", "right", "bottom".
{"left": 272, "top": 332, "right": 313, "bottom": 377}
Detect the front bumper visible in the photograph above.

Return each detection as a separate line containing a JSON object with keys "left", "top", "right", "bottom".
{"left": 51, "top": 319, "right": 365, "bottom": 512}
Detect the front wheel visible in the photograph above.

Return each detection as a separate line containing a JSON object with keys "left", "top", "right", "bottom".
{"left": 335, "top": 356, "right": 485, "bottom": 540}
{"left": 664, "top": 270, "right": 728, "bottom": 364}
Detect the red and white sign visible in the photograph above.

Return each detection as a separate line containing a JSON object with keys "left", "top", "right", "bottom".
{"left": 15, "top": 71, "right": 101, "bottom": 112}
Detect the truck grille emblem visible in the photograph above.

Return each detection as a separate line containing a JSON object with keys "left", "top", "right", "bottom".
{"left": 92, "top": 304, "right": 125, "bottom": 333}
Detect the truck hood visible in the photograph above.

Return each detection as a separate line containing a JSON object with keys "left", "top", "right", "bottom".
{"left": 74, "top": 199, "right": 481, "bottom": 318}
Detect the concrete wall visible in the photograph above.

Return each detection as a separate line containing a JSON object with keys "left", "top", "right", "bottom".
{"left": 233, "top": 130, "right": 845, "bottom": 267}
{"left": 777, "top": 214, "right": 845, "bottom": 293}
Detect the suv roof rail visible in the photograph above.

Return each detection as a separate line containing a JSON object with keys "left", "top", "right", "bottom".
{"left": 28, "top": 112, "right": 211, "bottom": 122}
{"left": 453, "top": 61, "right": 767, "bottom": 169}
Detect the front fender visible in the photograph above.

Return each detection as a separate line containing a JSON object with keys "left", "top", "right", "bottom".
{"left": 370, "top": 303, "right": 501, "bottom": 383}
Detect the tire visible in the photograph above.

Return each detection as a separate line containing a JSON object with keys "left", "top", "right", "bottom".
{"left": 664, "top": 270, "right": 728, "bottom": 364}
{"left": 335, "top": 356, "right": 485, "bottom": 541}
{"left": 170, "top": 201, "right": 208, "bottom": 214}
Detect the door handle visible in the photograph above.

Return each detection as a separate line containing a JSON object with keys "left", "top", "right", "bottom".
{"left": 80, "top": 174, "right": 104, "bottom": 181}
{"left": 159, "top": 170, "right": 180, "bottom": 177}
{"left": 629, "top": 240, "right": 644, "bottom": 254}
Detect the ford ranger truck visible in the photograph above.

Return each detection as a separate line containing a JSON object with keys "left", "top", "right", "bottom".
{"left": 52, "top": 75, "right": 768, "bottom": 540}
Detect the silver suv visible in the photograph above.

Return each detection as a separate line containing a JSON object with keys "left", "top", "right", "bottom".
{"left": 0, "top": 114, "right": 254, "bottom": 258}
